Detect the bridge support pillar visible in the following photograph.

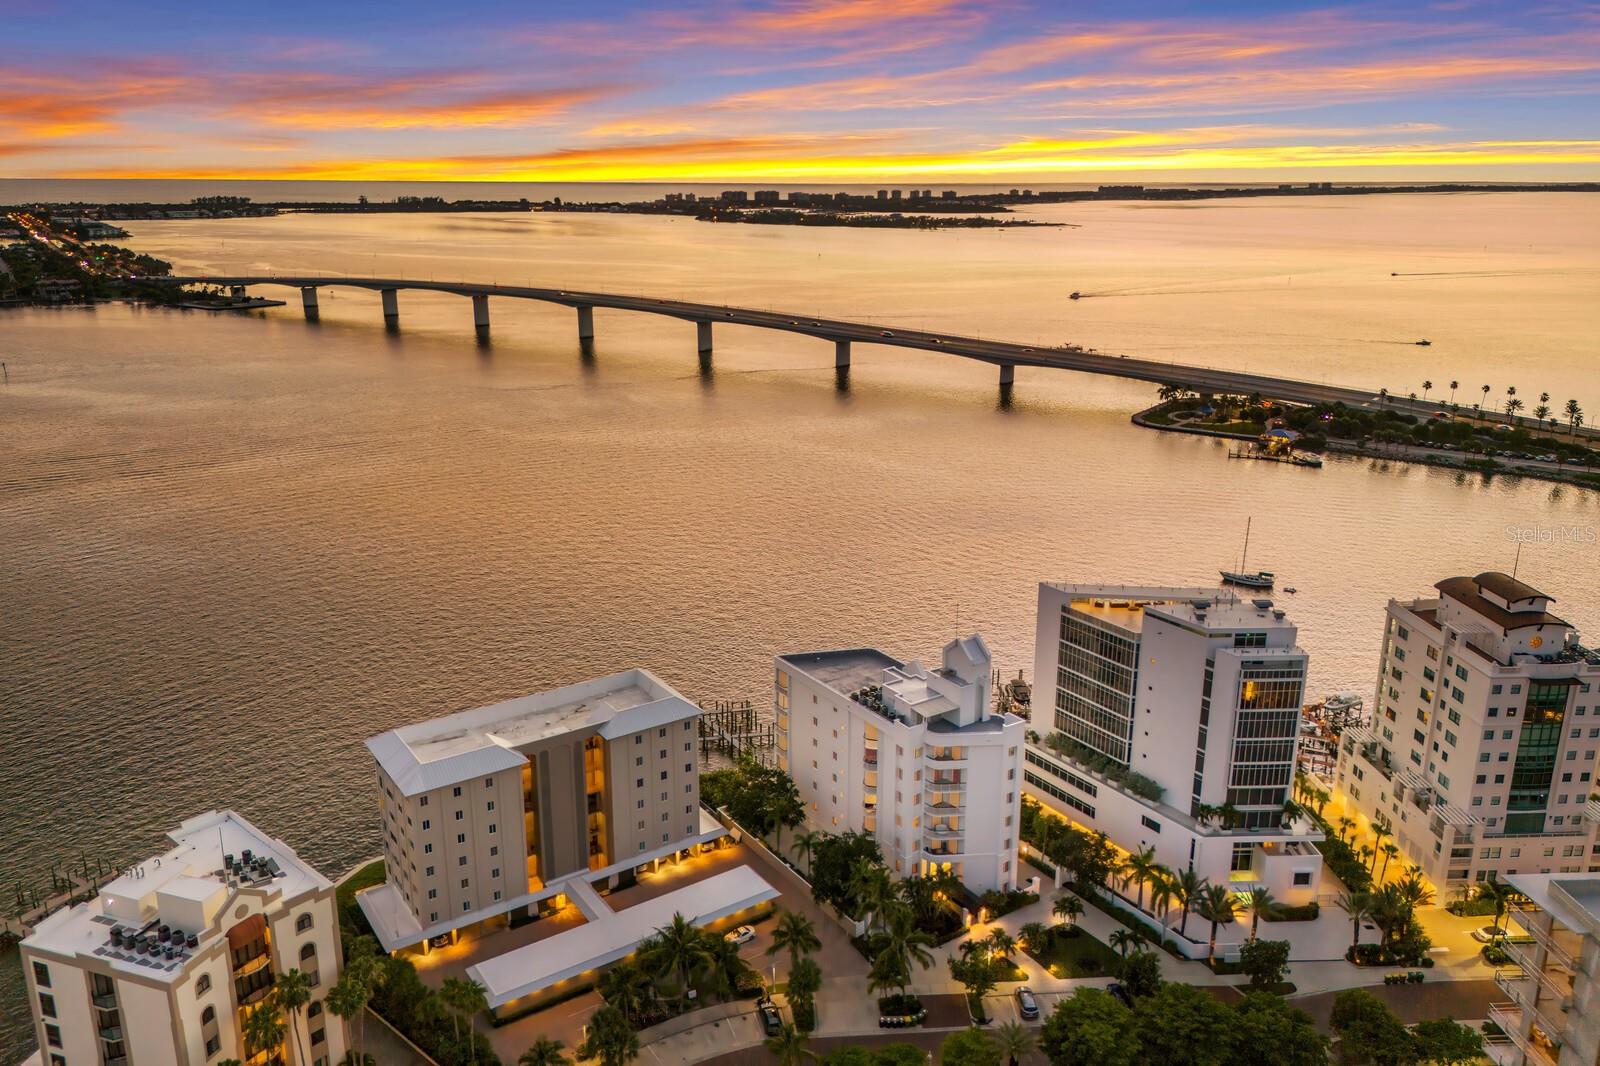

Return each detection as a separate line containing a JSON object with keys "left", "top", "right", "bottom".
{"left": 998, "top": 363, "right": 1015, "bottom": 387}
{"left": 577, "top": 305, "right": 594, "bottom": 339}
{"left": 835, "top": 339, "right": 851, "bottom": 369}
{"left": 381, "top": 288, "right": 399, "bottom": 323}
{"left": 300, "top": 287, "right": 319, "bottom": 319}
{"left": 696, "top": 320, "right": 713, "bottom": 353}
{"left": 472, "top": 294, "right": 490, "bottom": 336}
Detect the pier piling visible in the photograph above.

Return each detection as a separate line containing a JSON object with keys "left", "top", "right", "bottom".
{"left": 300, "top": 286, "right": 319, "bottom": 320}
{"left": 696, "top": 320, "right": 713, "bottom": 353}
{"left": 577, "top": 305, "right": 595, "bottom": 340}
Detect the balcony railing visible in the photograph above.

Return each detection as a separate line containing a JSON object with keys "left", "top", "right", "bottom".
{"left": 927, "top": 773, "right": 965, "bottom": 787}
{"left": 1488, "top": 1003, "right": 1560, "bottom": 1066}
{"left": 93, "top": 992, "right": 118, "bottom": 1009}
{"left": 1503, "top": 940, "right": 1575, "bottom": 1003}
{"left": 927, "top": 748, "right": 966, "bottom": 762}
{"left": 924, "top": 823, "right": 962, "bottom": 837}
{"left": 1509, "top": 908, "right": 1579, "bottom": 970}
{"left": 1494, "top": 969, "right": 1567, "bottom": 1036}
{"left": 863, "top": 750, "right": 879, "bottom": 766}
{"left": 924, "top": 798, "right": 965, "bottom": 813}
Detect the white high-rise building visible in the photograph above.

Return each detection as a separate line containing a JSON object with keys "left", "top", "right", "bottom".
{"left": 1026, "top": 584, "right": 1324, "bottom": 903}
{"left": 20, "top": 810, "right": 347, "bottom": 1066}
{"left": 360, "top": 669, "right": 719, "bottom": 954}
{"left": 1334, "top": 572, "right": 1600, "bottom": 888}
{"left": 775, "top": 635, "right": 1027, "bottom": 893}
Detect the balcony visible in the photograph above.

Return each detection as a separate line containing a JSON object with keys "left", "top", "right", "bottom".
{"left": 924, "top": 823, "right": 962, "bottom": 838}
{"left": 98, "top": 1023, "right": 124, "bottom": 1041}
{"left": 1494, "top": 969, "right": 1567, "bottom": 1037}
{"left": 923, "top": 843, "right": 965, "bottom": 857}
{"left": 863, "top": 749, "right": 879, "bottom": 767}
{"left": 1488, "top": 1003, "right": 1560, "bottom": 1066}
{"left": 924, "top": 797, "right": 965, "bottom": 814}
{"left": 927, "top": 773, "right": 965, "bottom": 788}
{"left": 927, "top": 748, "right": 966, "bottom": 762}
{"left": 93, "top": 992, "right": 118, "bottom": 1009}
{"left": 1503, "top": 940, "right": 1575, "bottom": 1003}
{"left": 1509, "top": 908, "right": 1579, "bottom": 971}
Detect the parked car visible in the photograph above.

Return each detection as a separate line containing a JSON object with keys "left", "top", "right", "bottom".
{"left": 1107, "top": 982, "right": 1134, "bottom": 1007}
{"left": 758, "top": 999, "right": 783, "bottom": 1036}
{"left": 1015, "top": 986, "right": 1039, "bottom": 1020}
{"left": 1471, "top": 924, "right": 1504, "bottom": 943}
{"left": 725, "top": 925, "right": 757, "bottom": 946}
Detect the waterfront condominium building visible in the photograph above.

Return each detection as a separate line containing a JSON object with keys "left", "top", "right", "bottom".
{"left": 1485, "top": 871, "right": 1600, "bottom": 1066}
{"left": 360, "top": 669, "right": 719, "bottom": 953}
{"left": 1025, "top": 584, "right": 1325, "bottom": 904}
{"left": 775, "top": 635, "right": 1027, "bottom": 893}
{"left": 20, "top": 809, "right": 347, "bottom": 1066}
{"left": 1334, "top": 572, "right": 1600, "bottom": 889}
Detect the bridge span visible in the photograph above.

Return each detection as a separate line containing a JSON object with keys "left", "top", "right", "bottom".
{"left": 168, "top": 275, "right": 1435, "bottom": 414}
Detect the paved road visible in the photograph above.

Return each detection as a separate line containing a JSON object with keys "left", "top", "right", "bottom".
{"left": 164, "top": 275, "right": 1591, "bottom": 436}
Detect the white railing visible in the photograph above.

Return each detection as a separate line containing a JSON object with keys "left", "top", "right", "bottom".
{"left": 1494, "top": 969, "right": 1567, "bottom": 1037}
{"left": 1489, "top": 1003, "right": 1561, "bottom": 1066}
{"left": 1503, "top": 939, "right": 1574, "bottom": 1002}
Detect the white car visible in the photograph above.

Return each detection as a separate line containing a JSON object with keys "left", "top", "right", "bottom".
{"left": 1471, "top": 925, "right": 1503, "bottom": 943}
{"left": 725, "top": 925, "right": 757, "bottom": 946}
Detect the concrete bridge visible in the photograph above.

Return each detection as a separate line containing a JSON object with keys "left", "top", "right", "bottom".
{"left": 164, "top": 275, "right": 1475, "bottom": 417}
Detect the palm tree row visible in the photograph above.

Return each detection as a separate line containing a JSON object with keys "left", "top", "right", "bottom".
{"left": 1334, "top": 868, "right": 1435, "bottom": 960}
{"left": 1417, "top": 380, "right": 1587, "bottom": 436}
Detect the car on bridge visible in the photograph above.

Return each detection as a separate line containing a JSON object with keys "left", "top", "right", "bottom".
{"left": 879, "top": 330, "right": 895, "bottom": 337}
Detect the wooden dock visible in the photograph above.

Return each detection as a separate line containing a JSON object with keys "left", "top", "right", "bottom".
{"left": 4, "top": 858, "right": 122, "bottom": 946}
{"left": 698, "top": 699, "right": 775, "bottom": 766}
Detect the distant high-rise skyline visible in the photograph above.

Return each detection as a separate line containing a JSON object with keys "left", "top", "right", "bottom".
{"left": 4, "top": 0, "right": 1598, "bottom": 182}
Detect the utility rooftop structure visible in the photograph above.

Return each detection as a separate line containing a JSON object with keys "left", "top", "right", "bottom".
{"left": 776, "top": 634, "right": 1027, "bottom": 892}
{"left": 21, "top": 810, "right": 346, "bottom": 1066}
{"left": 361, "top": 669, "right": 721, "bottom": 953}
{"left": 1026, "top": 583, "right": 1324, "bottom": 909}
{"left": 1335, "top": 572, "right": 1600, "bottom": 888}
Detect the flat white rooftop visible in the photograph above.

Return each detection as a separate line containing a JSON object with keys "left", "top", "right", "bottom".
{"left": 468, "top": 864, "right": 778, "bottom": 1009}
{"left": 367, "top": 668, "right": 699, "bottom": 797}
{"left": 25, "top": 810, "right": 328, "bottom": 982}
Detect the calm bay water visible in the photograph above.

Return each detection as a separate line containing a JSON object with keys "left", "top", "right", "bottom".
{"left": 2, "top": 192, "right": 1597, "bottom": 1047}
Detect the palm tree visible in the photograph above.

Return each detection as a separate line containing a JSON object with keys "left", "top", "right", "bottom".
{"left": 1018, "top": 921, "right": 1048, "bottom": 953}
{"left": 1358, "top": 844, "right": 1375, "bottom": 874}
{"left": 792, "top": 829, "right": 824, "bottom": 875}
{"left": 849, "top": 860, "right": 897, "bottom": 931}
{"left": 1246, "top": 887, "right": 1279, "bottom": 941}
{"left": 275, "top": 968, "right": 312, "bottom": 1065}
{"left": 648, "top": 914, "right": 716, "bottom": 1003}
{"left": 440, "top": 976, "right": 489, "bottom": 1065}
{"left": 1052, "top": 894, "right": 1083, "bottom": 928}
{"left": 1566, "top": 398, "right": 1585, "bottom": 435}
{"left": 1119, "top": 845, "right": 1158, "bottom": 911}
{"left": 765, "top": 1023, "right": 815, "bottom": 1066}
{"left": 1108, "top": 928, "right": 1140, "bottom": 958}
{"left": 986, "top": 929, "right": 1016, "bottom": 963}
{"left": 1378, "top": 842, "right": 1401, "bottom": 883}
{"left": 1196, "top": 884, "right": 1238, "bottom": 962}
{"left": 597, "top": 962, "right": 653, "bottom": 1027}
{"left": 704, "top": 934, "right": 749, "bottom": 1002}
{"left": 580, "top": 1005, "right": 640, "bottom": 1066}
{"left": 786, "top": 957, "right": 822, "bottom": 1031}
{"left": 1335, "top": 889, "right": 1373, "bottom": 949}
{"left": 994, "top": 1021, "right": 1036, "bottom": 1066}
{"left": 877, "top": 906, "right": 935, "bottom": 992}
{"left": 1479, "top": 384, "right": 1491, "bottom": 414}
{"left": 1171, "top": 868, "right": 1206, "bottom": 939}
{"left": 324, "top": 977, "right": 369, "bottom": 1065}
{"left": 1396, "top": 870, "right": 1435, "bottom": 927}
{"left": 242, "top": 994, "right": 286, "bottom": 1062}
{"left": 521, "top": 1037, "right": 571, "bottom": 1066}
{"left": 1448, "top": 380, "right": 1459, "bottom": 405}
{"left": 1477, "top": 879, "right": 1515, "bottom": 937}
{"left": 767, "top": 909, "right": 820, "bottom": 970}
{"left": 1507, "top": 397, "right": 1525, "bottom": 419}
{"left": 1148, "top": 866, "right": 1177, "bottom": 918}
{"left": 1422, "top": 380, "right": 1433, "bottom": 402}
{"left": 1336, "top": 816, "right": 1355, "bottom": 844}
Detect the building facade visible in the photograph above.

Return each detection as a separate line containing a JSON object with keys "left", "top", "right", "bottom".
{"left": 1026, "top": 584, "right": 1324, "bottom": 905}
{"left": 1334, "top": 572, "right": 1600, "bottom": 888}
{"left": 361, "top": 669, "right": 714, "bottom": 952}
{"left": 1488, "top": 872, "right": 1600, "bottom": 1066}
{"left": 775, "top": 635, "right": 1027, "bottom": 893}
{"left": 21, "top": 810, "right": 347, "bottom": 1066}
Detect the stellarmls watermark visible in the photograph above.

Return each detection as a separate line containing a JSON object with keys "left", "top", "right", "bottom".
{"left": 1505, "top": 524, "right": 1598, "bottom": 544}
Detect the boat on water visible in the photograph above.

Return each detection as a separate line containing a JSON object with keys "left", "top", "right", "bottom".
{"left": 1220, "top": 517, "right": 1275, "bottom": 588}
{"left": 1415, "top": 339, "right": 1432, "bottom": 346}
{"left": 1292, "top": 454, "right": 1323, "bottom": 467}
{"left": 1069, "top": 291, "right": 1082, "bottom": 300}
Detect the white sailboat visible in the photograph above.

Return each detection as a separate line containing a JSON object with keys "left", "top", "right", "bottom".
{"left": 1220, "top": 517, "right": 1275, "bottom": 588}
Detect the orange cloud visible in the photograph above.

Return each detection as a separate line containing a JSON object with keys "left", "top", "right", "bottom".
{"left": 254, "top": 87, "right": 620, "bottom": 130}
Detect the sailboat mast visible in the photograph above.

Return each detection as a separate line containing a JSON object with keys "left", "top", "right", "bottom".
{"left": 1241, "top": 517, "right": 1251, "bottom": 572}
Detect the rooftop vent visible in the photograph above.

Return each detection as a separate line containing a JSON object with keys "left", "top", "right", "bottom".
{"left": 1252, "top": 598, "right": 1274, "bottom": 609}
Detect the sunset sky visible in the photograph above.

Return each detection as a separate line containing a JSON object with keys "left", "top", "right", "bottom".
{"left": 6, "top": 0, "right": 1600, "bottom": 183}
